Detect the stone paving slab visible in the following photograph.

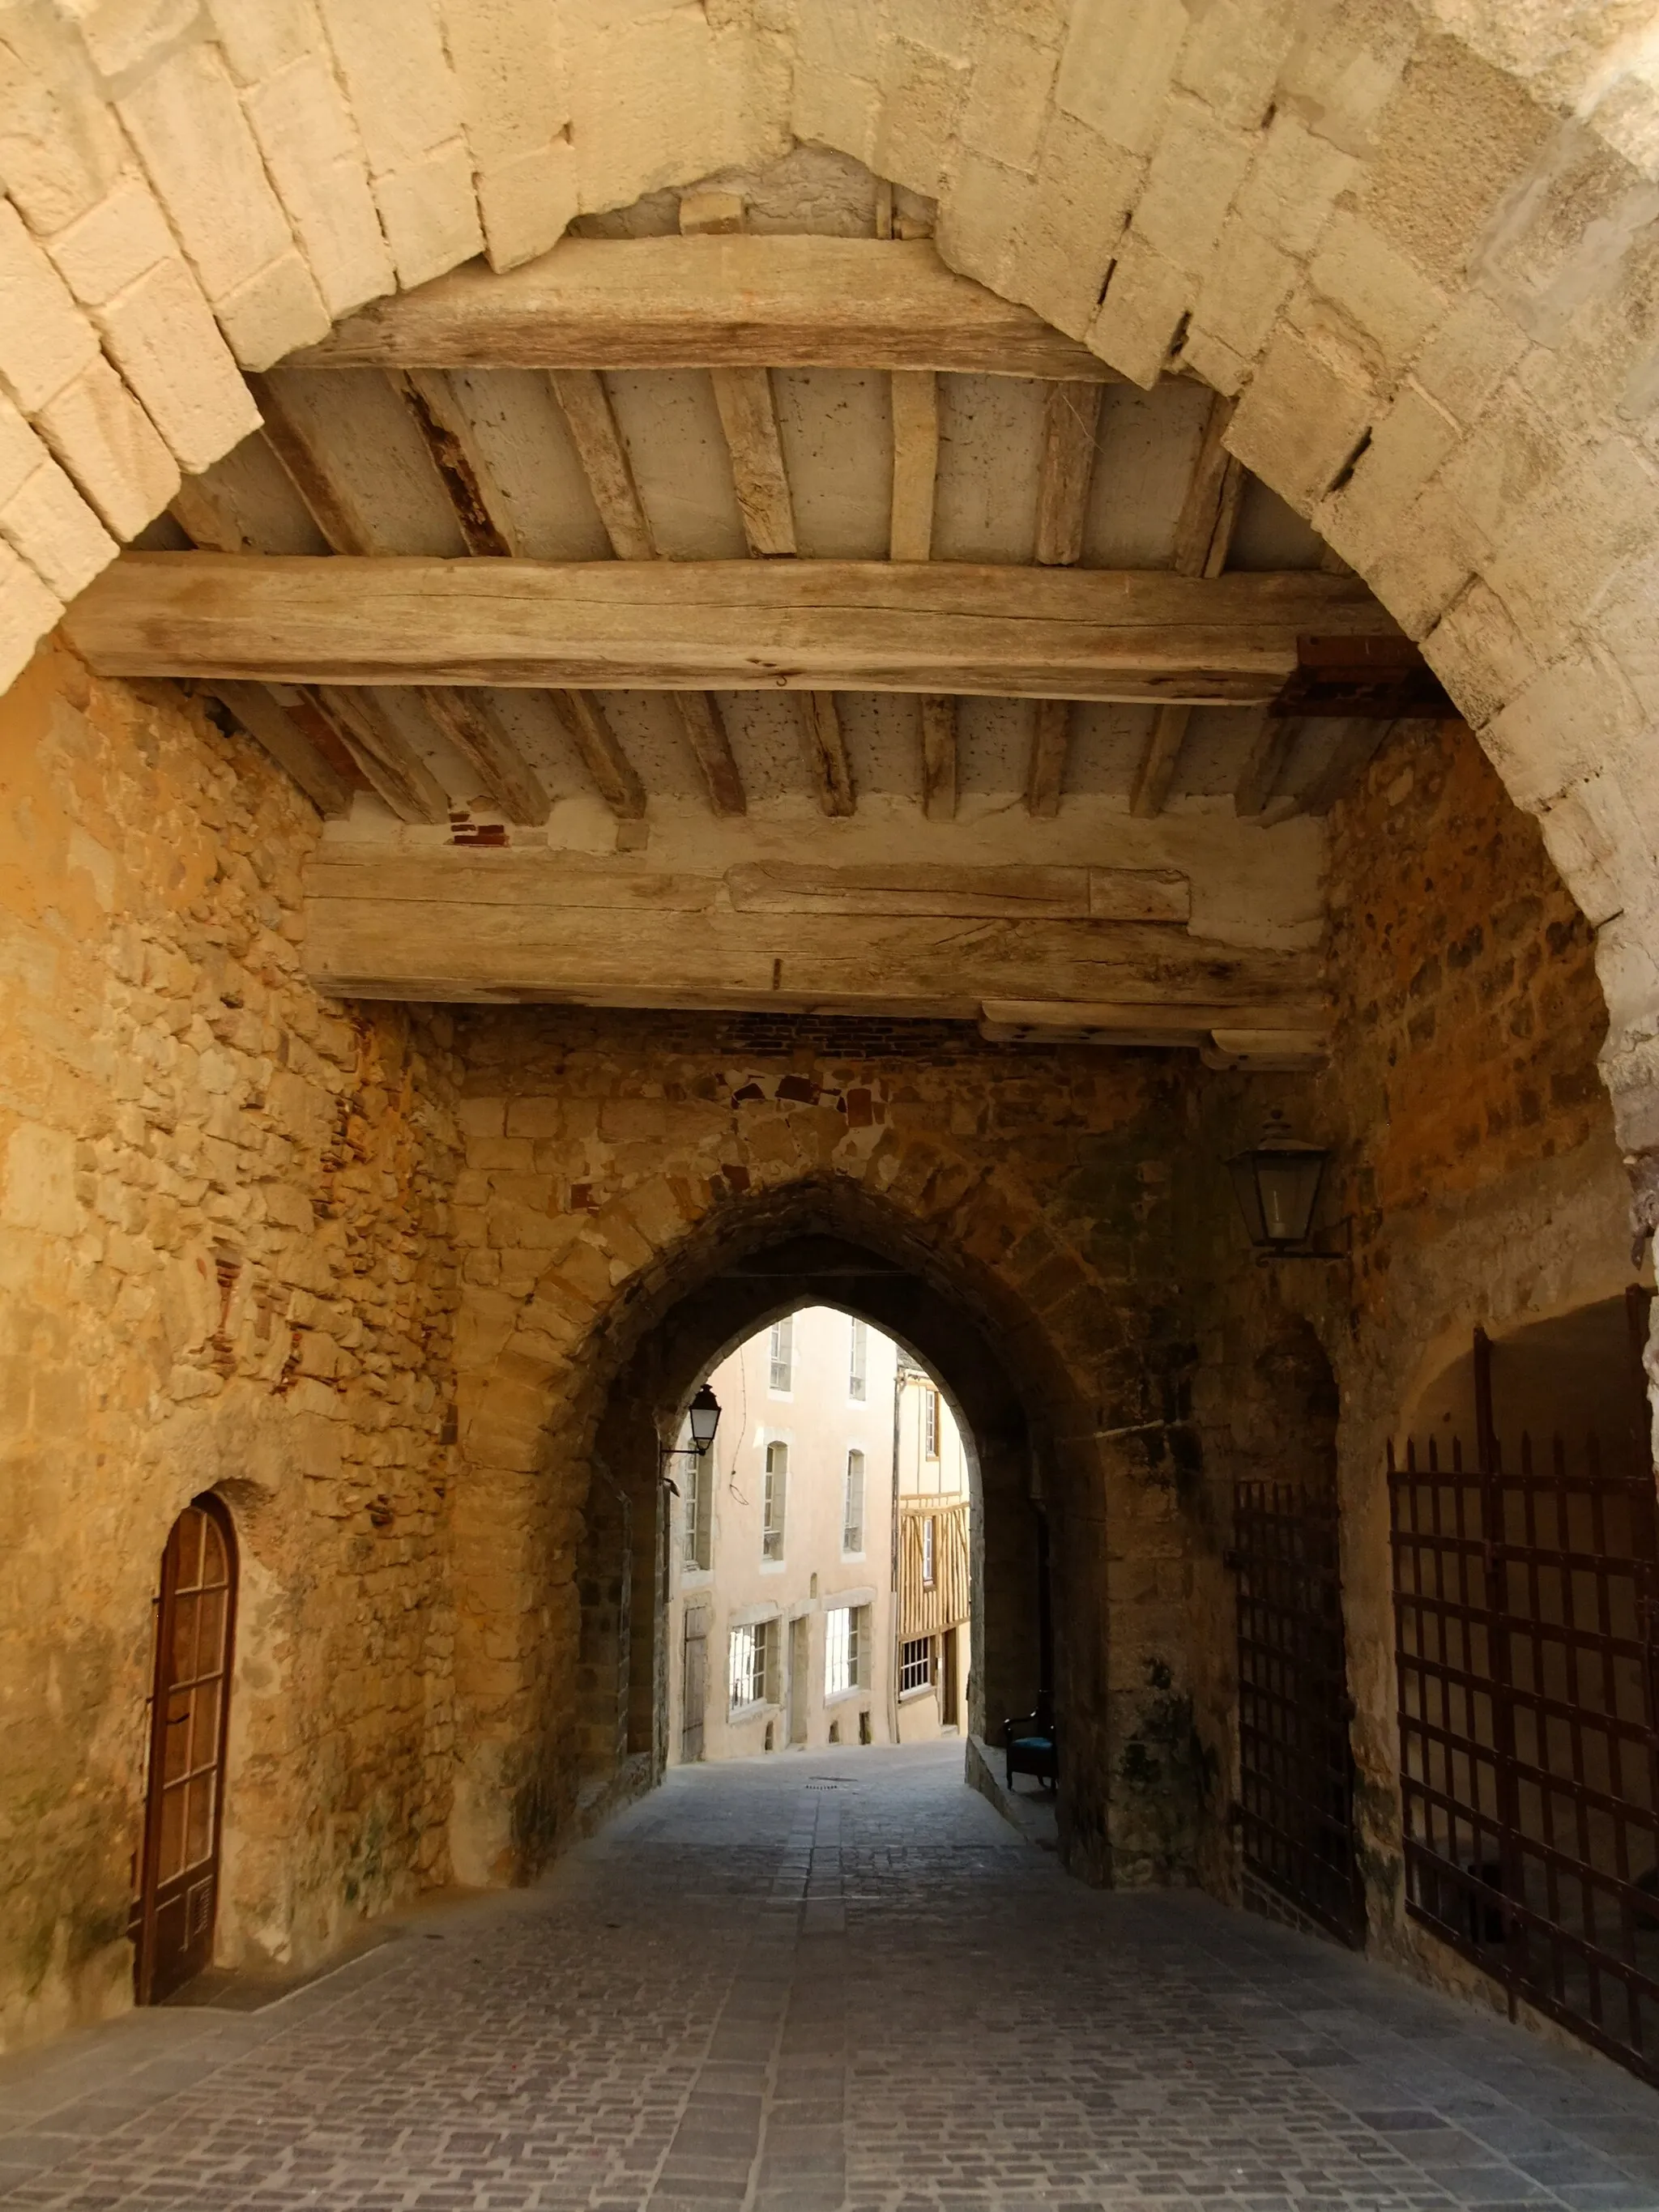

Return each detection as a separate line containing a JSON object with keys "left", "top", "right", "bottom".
{"left": 3, "top": 1743, "right": 1659, "bottom": 2208}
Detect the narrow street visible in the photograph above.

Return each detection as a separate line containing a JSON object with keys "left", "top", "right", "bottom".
{"left": 4, "top": 1745, "right": 1658, "bottom": 2210}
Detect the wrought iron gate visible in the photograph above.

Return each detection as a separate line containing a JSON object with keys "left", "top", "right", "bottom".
{"left": 1390, "top": 1311, "right": 1659, "bottom": 2083}
{"left": 1234, "top": 1477, "right": 1366, "bottom": 1946}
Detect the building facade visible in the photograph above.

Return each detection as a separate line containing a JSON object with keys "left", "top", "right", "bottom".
{"left": 666, "top": 1308, "right": 971, "bottom": 1762}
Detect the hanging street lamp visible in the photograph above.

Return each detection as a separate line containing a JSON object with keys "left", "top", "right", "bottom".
{"left": 1226, "top": 1125, "right": 1333, "bottom": 1255}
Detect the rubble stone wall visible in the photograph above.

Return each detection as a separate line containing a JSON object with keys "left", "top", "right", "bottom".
{"left": 0, "top": 644, "right": 460, "bottom": 2054}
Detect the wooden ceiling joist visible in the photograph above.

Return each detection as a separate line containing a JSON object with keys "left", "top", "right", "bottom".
{"left": 673, "top": 692, "right": 746, "bottom": 816}
{"left": 549, "top": 369, "right": 657, "bottom": 560}
{"left": 918, "top": 694, "right": 956, "bottom": 820}
{"left": 1233, "top": 713, "right": 1297, "bottom": 819}
{"left": 207, "top": 680, "right": 356, "bottom": 817}
{"left": 1173, "top": 394, "right": 1245, "bottom": 580}
{"left": 1128, "top": 704, "right": 1192, "bottom": 820}
{"left": 298, "top": 237, "right": 1123, "bottom": 381}
{"left": 798, "top": 693, "right": 856, "bottom": 816}
{"left": 1026, "top": 697, "right": 1071, "bottom": 818}
{"left": 310, "top": 684, "right": 450, "bottom": 825}
{"left": 418, "top": 687, "right": 549, "bottom": 822}
{"left": 889, "top": 371, "right": 939, "bottom": 563}
{"left": 711, "top": 367, "right": 797, "bottom": 557}
{"left": 72, "top": 557, "right": 1402, "bottom": 703}
{"left": 551, "top": 688, "right": 646, "bottom": 820}
{"left": 1033, "top": 383, "right": 1102, "bottom": 567}
{"left": 248, "top": 372, "right": 373, "bottom": 557}
{"left": 394, "top": 369, "right": 519, "bottom": 556}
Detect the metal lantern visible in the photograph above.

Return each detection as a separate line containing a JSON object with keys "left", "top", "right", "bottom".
{"left": 686, "top": 1382, "right": 722, "bottom": 1455}
{"left": 1226, "top": 1134, "right": 1329, "bottom": 1251}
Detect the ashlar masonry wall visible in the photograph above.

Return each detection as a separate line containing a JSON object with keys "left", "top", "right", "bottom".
{"left": 0, "top": 644, "right": 461, "bottom": 2053}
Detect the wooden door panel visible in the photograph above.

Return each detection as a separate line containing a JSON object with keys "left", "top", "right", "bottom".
{"left": 134, "top": 1497, "right": 237, "bottom": 2004}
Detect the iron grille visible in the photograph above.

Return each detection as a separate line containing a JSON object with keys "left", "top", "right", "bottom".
{"left": 1390, "top": 1321, "right": 1659, "bottom": 2086}
{"left": 1235, "top": 1477, "right": 1366, "bottom": 1946}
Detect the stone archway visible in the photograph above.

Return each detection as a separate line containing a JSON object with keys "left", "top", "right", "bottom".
{"left": 446, "top": 1145, "right": 1132, "bottom": 1890}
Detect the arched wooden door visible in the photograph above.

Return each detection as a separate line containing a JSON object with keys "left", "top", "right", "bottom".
{"left": 132, "top": 1495, "right": 237, "bottom": 2003}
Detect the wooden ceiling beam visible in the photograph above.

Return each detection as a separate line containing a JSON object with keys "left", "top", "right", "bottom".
{"left": 297, "top": 236, "right": 1122, "bottom": 380}
{"left": 889, "top": 370, "right": 939, "bottom": 563}
{"left": 303, "top": 850, "right": 1318, "bottom": 1016}
{"left": 1026, "top": 697, "right": 1071, "bottom": 817}
{"left": 1128, "top": 704, "right": 1192, "bottom": 820}
{"left": 205, "top": 680, "right": 357, "bottom": 816}
{"left": 394, "top": 369, "right": 520, "bottom": 557}
{"left": 309, "top": 684, "right": 450, "bottom": 825}
{"left": 1034, "top": 382, "right": 1102, "bottom": 566}
{"left": 672, "top": 692, "right": 746, "bottom": 817}
{"left": 711, "top": 367, "right": 796, "bottom": 557}
{"left": 1233, "top": 713, "right": 1297, "bottom": 819}
{"left": 417, "top": 688, "right": 549, "bottom": 822}
{"left": 798, "top": 693, "right": 856, "bottom": 816}
{"left": 918, "top": 694, "right": 956, "bottom": 820}
{"left": 247, "top": 371, "right": 373, "bottom": 556}
{"left": 549, "top": 369, "right": 657, "bottom": 560}
{"left": 70, "top": 557, "right": 1402, "bottom": 703}
{"left": 550, "top": 688, "right": 646, "bottom": 820}
{"left": 1173, "top": 394, "right": 1245, "bottom": 579}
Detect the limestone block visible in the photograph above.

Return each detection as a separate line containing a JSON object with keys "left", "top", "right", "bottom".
{"left": 1410, "top": 289, "right": 1530, "bottom": 424}
{"left": 1482, "top": 641, "right": 1644, "bottom": 815}
{"left": 1225, "top": 319, "right": 1376, "bottom": 511}
{"left": 318, "top": 0, "right": 463, "bottom": 173}
{"left": 44, "top": 172, "right": 172, "bottom": 303}
{"left": 1596, "top": 545, "right": 1659, "bottom": 722}
{"left": 1086, "top": 236, "right": 1190, "bottom": 389}
{"left": 458, "top": 1098, "right": 506, "bottom": 1139}
{"left": 1306, "top": 212, "right": 1448, "bottom": 378}
{"left": 1232, "top": 112, "right": 1359, "bottom": 258}
{"left": 1277, "top": 0, "right": 1418, "bottom": 161}
{"left": 33, "top": 355, "right": 180, "bottom": 538}
{"left": 437, "top": 0, "right": 567, "bottom": 169}
{"left": 214, "top": 248, "right": 332, "bottom": 371}
{"left": 935, "top": 148, "right": 1030, "bottom": 299}
{"left": 0, "top": 199, "right": 100, "bottom": 412}
{"left": 1531, "top": 768, "right": 1649, "bottom": 936}
{"left": 2, "top": 1120, "right": 80, "bottom": 1235}
{"left": 1055, "top": 0, "right": 1184, "bottom": 156}
{"left": 476, "top": 143, "right": 577, "bottom": 275}
{"left": 1360, "top": 34, "right": 1555, "bottom": 284}
{"left": 1428, "top": 387, "right": 1563, "bottom": 572}
{"left": 1419, "top": 577, "right": 1539, "bottom": 729}
{"left": 241, "top": 54, "right": 397, "bottom": 318}
{"left": 1482, "top": 436, "right": 1659, "bottom": 670}
{"left": 1174, "top": 0, "right": 1298, "bottom": 128}
{"left": 959, "top": 25, "right": 1056, "bottom": 174}
{"left": 1314, "top": 378, "right": 1461, "bottom": 576}
{"left": 1010, "top": 113, "right": 1138, "bottom": 339}
{"left": 204, "top": 0, "right": 322, "bottom": 83}
{"left": 0, "top": 539, "right": 60, "bottom": 684}
{"left": 0, "top": 11, "right": 127, "bottom": 234}
{"left": 875, "top": 35, "right": 970, "bottom": 200}
{"left": 88, "top": 257, "right": 261, "bottom": 473}
{"left": 0, "top": 452, "right": 117, "bottom": 600}
{"left": 1179, "top": 321, "right": 1248, "bottom": 398}
{"left": 1130, "top": 98, "right": 1255, "bottom": 269}
{"left": 1189, "top": 214, "right": 1295, "bottom": 364}
{"left": 117, "top": 45, "right": 297, "bottom": 304}
{"left": 371, "top": 140, "right": 484, "bottom": 292}
{"left": 791, "top": 62, "right": 881, "bottom": 170}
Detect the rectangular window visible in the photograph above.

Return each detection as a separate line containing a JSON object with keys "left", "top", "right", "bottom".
{"left": 924, "top": 1387, "right": 940, "bottom": 1458}
{"left": 761, "top": 1438, "right": 787, "bottom": 1561}
{"left": 922, "top": 1514, "right": 936, "bottom": 1588}
{"left": 729, "top": 1619, "right": 773, "bottom": 1708}
{"left": 825, "top": 1605, "right": 869, "bottom": 1698}
{"left": 769, "top": 1315, "right": 793, "bottom": 1392}
{"left": 900, "top": 1635, "right": 932, "bottom": 1695}
{"left": 847, "top": 1317, "right": 867, "bottom": 1401}
{"left": 683, "top": 1451, "right": 711, "bottom": 1572}
{"left": 842, "top": 1448, "right": 864, "bottom": 1554}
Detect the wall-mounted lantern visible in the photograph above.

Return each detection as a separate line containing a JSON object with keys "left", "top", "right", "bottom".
{"left": 1226, "top": 1124, "right": 1332, "bottom": 1255}
{"left": 660, "top": 1382, "right": 722, "bottom": 1487}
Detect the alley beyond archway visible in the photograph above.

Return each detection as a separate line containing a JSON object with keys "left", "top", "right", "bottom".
{"left": 3, "top": 1747, "right": 1659, "bottom": 2210}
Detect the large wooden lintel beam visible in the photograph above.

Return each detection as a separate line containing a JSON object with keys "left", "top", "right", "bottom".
{"left": 303, "top": 849, "right": 1318, "bottom": 1017}
{"left": 296, "top": 236, "right": 1121, "bottom": 381}
{"left": 70, "top": 556, "right": 1402, "bottom": 705}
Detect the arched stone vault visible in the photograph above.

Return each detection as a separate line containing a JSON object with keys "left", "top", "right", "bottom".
{"left": 447, "top": 1119, "right": 1132, "bottom": 1888}
{"left": 5, "top": 3, "right": 1659, "bottom": 1138}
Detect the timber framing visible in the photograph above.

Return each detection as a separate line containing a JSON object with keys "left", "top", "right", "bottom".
{"left": 70, "top": 557, "right": 1403, "bottom": 703}
{"left": 297, "top": 236, "right": 1122, "bottom": 379}
{"left": 303, "top": 848, "right": 1320, "bottom": 1020}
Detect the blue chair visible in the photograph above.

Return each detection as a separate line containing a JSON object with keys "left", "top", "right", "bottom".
{"left": 1003, "top": 1698, "right": 1057, "bottom": 1792}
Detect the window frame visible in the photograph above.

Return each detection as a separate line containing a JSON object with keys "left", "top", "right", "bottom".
{"left": 729, "top": 1617, "right": 775, "bottom": 1711}
{"left": 923, "top": 1387, "right": 940, "bottom": 1459}
{"left": 761, "top": 1435, "right": 788, "bottom": 1563}
{"left": 842, "top": 1445, "right": 865, "bottom": 1556}
{"left": 921, "top": 1512, "right": 936, "bottom": 1588}
{"left": 768, "top": 1314, "right": 794, "bottom": 1395}
{"left": 847, "top": 1316, "right": 867, "bottom": 1403}
{"left": 899, "top": 1634, "right": 933, "bottom": 1698}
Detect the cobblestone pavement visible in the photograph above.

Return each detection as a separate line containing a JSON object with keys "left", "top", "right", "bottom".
{"left": 6, "top": 1742, "right": 1659, "bottom": 2210}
